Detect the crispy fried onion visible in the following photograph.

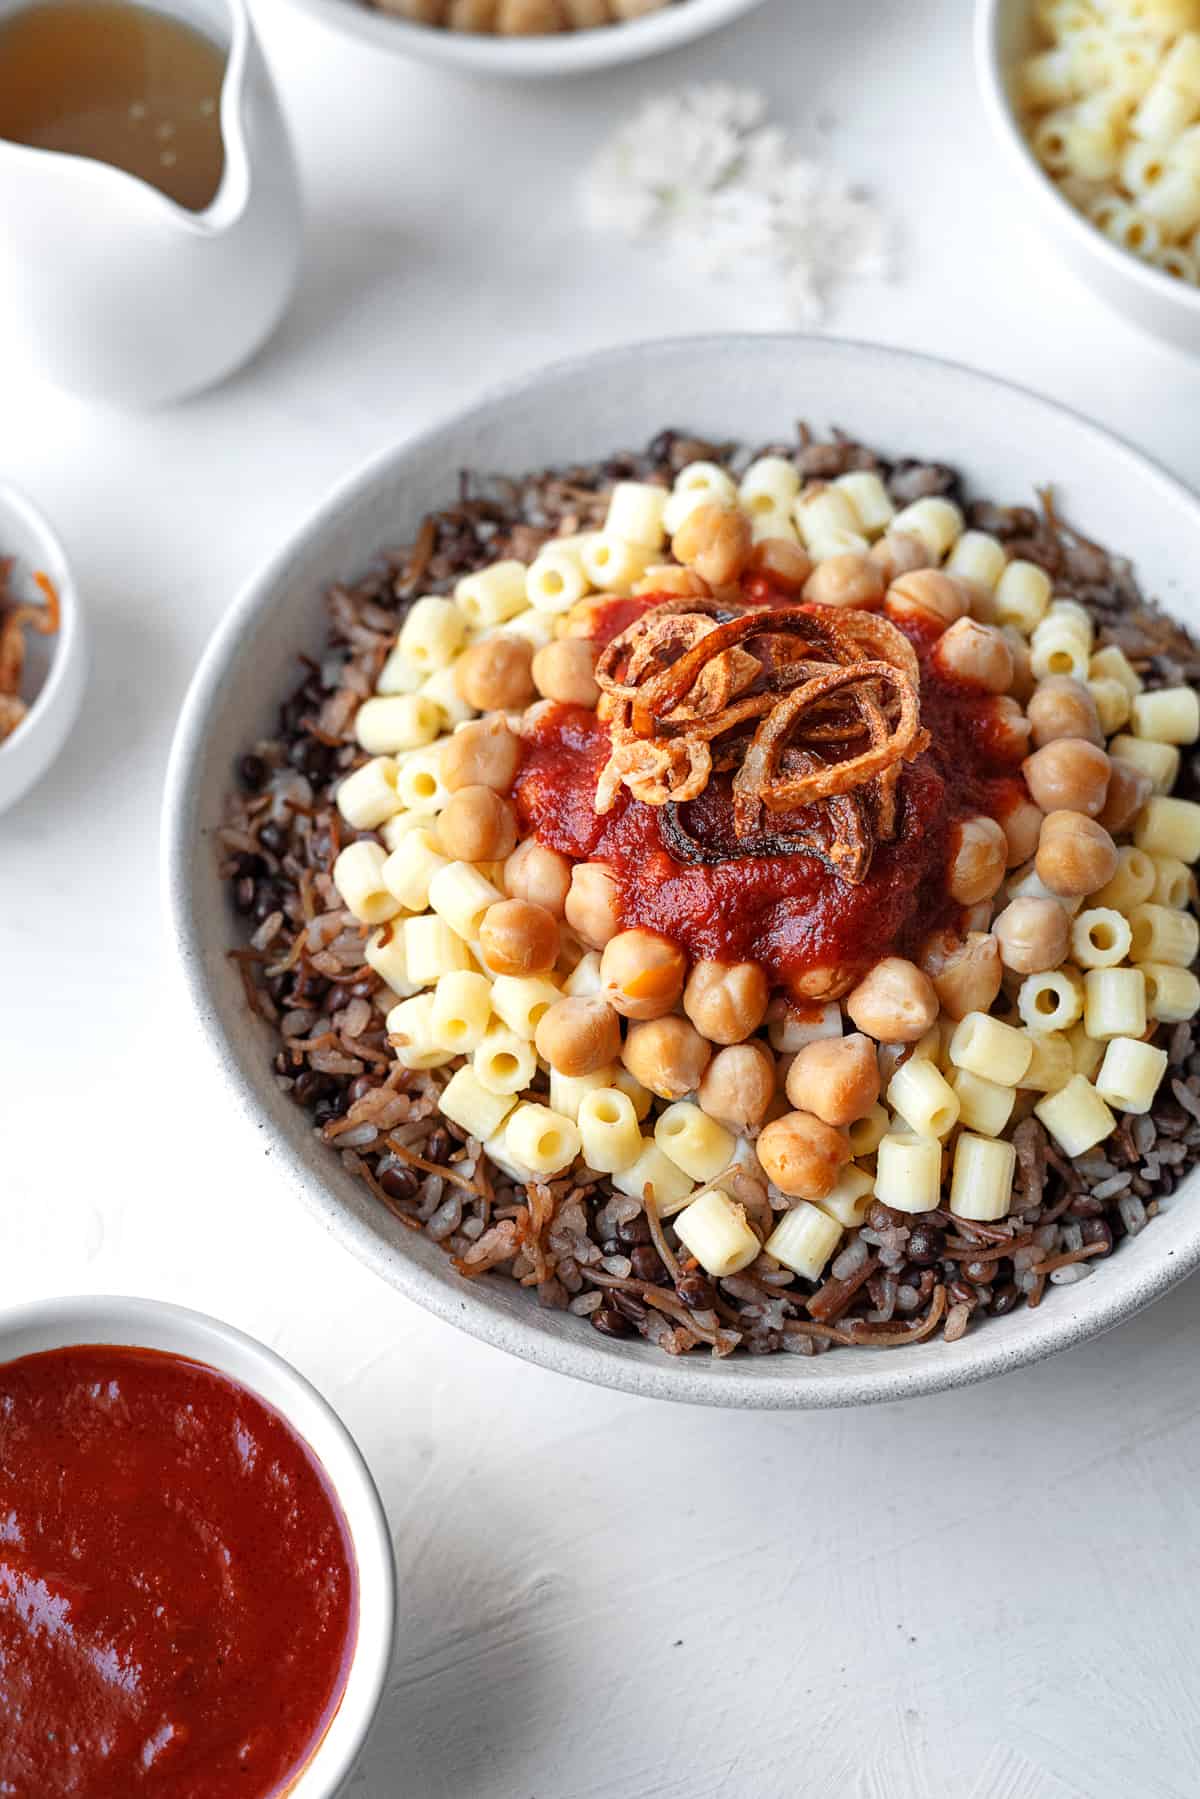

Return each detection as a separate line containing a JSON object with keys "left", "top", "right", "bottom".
{"left": 593, "top": 599, "right": 928, "bottom": 884}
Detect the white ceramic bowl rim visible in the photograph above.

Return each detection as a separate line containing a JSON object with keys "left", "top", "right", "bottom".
{"left": 283, "top": 0, "right": 765, "bottom": 75}
{"left": 975, "top": 0, "right": 1200, "bottom": 313}
{"left": 163, "top": 332, "right": 1200, "bottom": 1410}
{"left": 0, "top": 1293, "right": 396, "bottom": 1796}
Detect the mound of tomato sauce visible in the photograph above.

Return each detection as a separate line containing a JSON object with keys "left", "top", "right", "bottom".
{"left": 0, "top": 1344, "right": 357, "bottom": 1799}
{"left": 515, "top": 598, "right": 1027, "bottom": 996}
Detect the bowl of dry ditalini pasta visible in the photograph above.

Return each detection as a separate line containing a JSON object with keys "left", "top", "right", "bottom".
{"left": 164, "top": 336, "right": 1200, "bottom": 1408}
{"left": 978, "top": 0, "right": 1200, "bottom": 347}
{"left": 281, "top": 0, "right": 767, "bottom": 77}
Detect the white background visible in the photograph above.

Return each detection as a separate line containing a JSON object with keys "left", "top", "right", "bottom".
{"left": 5, "top": 1, "right": 1200, "bottom": 1794}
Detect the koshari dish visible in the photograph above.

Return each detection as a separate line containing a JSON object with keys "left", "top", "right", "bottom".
{"left": 0, "top": 1343, "right": 357, "bottom": 1798}
{"left": 221, "top": 429, "right": 1200, "bottom": 1359}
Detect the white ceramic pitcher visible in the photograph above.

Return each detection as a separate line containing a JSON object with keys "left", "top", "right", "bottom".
{"left": 0, "top": 0, "right": 303, "bottom": 407}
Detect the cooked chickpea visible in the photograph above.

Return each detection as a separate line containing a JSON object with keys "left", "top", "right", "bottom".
{"left": 682, "top": 959, "right": 769, "bottom": 1045}
{"left": 564, "top": 861, "right": 622, "bottom": 948}
{"left": 503, "top": 838, "right": 572, "bottom": 918}
{"left": 845, "top": 957, "right": 938, "bottom": 1043}
{"left": 1099, "top": 760, "right": 1152, "bottom": 836}
{"left": 531, "top": 638, "right": 600, "bottom": 708}
{"left": 1026, "top": 676, "right": 1103, "bottom": 749}
{"left": 931, "top": 618, "right": 1014, "bottom": 693}
{"left": 441, "top": 715, "right": 522, "bottom": 793}
{"left": 622, "top": 1015, "right": 711, "bottom": 1101}
{"left": 988, "top": 696, "right": 1033, "bottom": 761}
{"left": 563, "top": 596, "right": 617, "bottom": 638}
{"left": 454, "top": 636, "right": 535, "bottom": 712}
{"left": 1036, "top": 809, "right": 1119, "bottom": 898}
{"left": 746, "top": 537, "right": 812, "bottom": 593}
{"left": 756, "top": 1110, "right": 851, "bottom": 1200}
{"left": 1002, "top": 627, "right": 1035, "bottom": 703}
{"left": 698, "top": 1041, "right": 777, "bottom": 1133}
{"left": 959, "top": 578, "right": 996, "bottom": 624}
{"left": 802, "top": 552, "right": 884, "bottom": 610}
{"left": 600, "top": 928, "right": 687, "bottom": 1021}
{"left": 438, "top": 785, "right": 517, "bottom": 863}
{"left": 884, "top": 570, "right": 971, "bottom": 632}
{"left": 631, "top": 565, "right": 711, "bottom": 600}
{"left": 535, "top": 995, "right": 622, "bottom": 1078}
{"left": 497, "top": 0, "right": 565, "bottom": 31}
{"left": 1022, "top": 738, "right": 1110, "bottom": 817}
{"left": 995, "top": 792, "right": 1044, "bottom": 868}
{"left": 479, "top": 899, "right": 559, "bottom": 977}
{"left": 671, "top": 501, "right": 753, "bottom": 587}
{"left": 920, "top": 929, "right": 1003, "bottom": 1019}
{"left": 519, "top": 698, "right": 558, "bottom": 737}
{"left": 992, "top": 896, "right": 1070, "bottom": 974}
{"left": 946, "top": 815, "right": 1008, "bottom": 905}
{"left": 784, "top": 1032, "right": 879, "bottom": 1127}
{"left": 869, "top": 530, "right": 933, "bottom": 582}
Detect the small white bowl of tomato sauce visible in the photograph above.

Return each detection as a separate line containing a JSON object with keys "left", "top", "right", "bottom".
{"left": 0, "top": 1294, "right": 395, "bottom": 1799}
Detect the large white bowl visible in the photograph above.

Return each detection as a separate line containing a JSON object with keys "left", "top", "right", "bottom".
{"left": 281, "top": 0, "right": 767, "bottom": 77}
{"left": 0, "top": 1294, "right": 395, "bottom": 1797}
{"left": 164, "top": 335, "right": 1200, "bottom": 1409}
{"left": 977, "top": 0, "right": 1200, "bottom": 351}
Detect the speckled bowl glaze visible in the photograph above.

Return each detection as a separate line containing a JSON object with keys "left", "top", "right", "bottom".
{"left": 163, "top": 336, "right": 1200, "bottom": 1409}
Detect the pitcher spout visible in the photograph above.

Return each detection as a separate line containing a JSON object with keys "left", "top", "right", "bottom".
{"left": 0, "top": 0, "right": 302, "bottom": 405}
{"left": 177, "top": 0, "right": 252, "bottom": 235}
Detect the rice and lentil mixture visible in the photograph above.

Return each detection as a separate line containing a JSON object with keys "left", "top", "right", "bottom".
{"left": 219, "top": 428, "right": 1200, "bottom": 1360}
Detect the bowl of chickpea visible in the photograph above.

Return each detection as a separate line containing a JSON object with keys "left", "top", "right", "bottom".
{"left": 978, "top": 0, "right": 1200, "bottom": 348}
{"left": 165, "top": 335, "right": 1200, "bottom": 1408}
{"left": 280, "top": 0, "right": 768, "bottom": 77}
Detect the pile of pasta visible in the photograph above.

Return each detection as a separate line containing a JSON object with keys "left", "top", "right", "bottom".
{"left": 1018, "top": 0, "right": 1200, "bottom": 283}
{"left": 328, "top": 453, "right": 1200, "bottom": 1290}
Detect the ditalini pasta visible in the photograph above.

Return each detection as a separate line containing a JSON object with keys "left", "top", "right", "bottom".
{"left": 336, "top": 756, "right": 402, "bottom": 830}
{"left": 949, "top": 1133, "right": 1017, "bottom": 1223}
{"left": 874, "top": 1133, "right": 943, "bottom": 1216}
{"left": 1017, "top": 12, "right": 1200, "bottom": 285}
{"left": 398, "top": 595, "right": 466, "bottom": 672}
{"left": 578, "top": 1088, "right": 643, "bottom": 1174}
{"left": 764, "top": 1201, "right": 843, "bottom": 1281}
{"left": 654, "top": 1102, "right": 736, "bottom": 1183}
{"left": 332, "top": 841, "right": 401, "bottom": 925}
{"left": 676, "top": 1188, "right": 763, "bottom": 1279}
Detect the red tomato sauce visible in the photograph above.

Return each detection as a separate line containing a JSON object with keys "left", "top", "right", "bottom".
{"left": 0, "top": 1344, "right": 357, "bottom": 1799}
{"left": 516, "top": 600, "right": 1027, "bottom": 995}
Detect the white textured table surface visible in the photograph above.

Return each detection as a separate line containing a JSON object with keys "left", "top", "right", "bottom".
{"left": 5, "top": 1, "right": 1200, "bottom": 1794}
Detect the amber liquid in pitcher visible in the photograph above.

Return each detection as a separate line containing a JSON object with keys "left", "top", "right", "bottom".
{"left": 0, "top": 1, "right": 226, "bottom": 211}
